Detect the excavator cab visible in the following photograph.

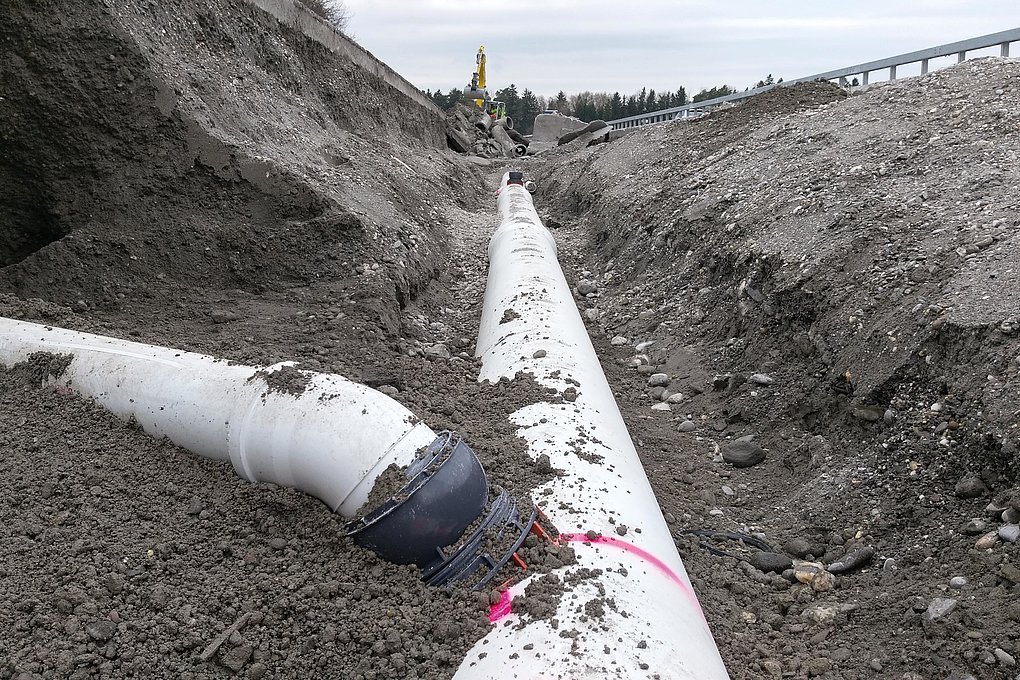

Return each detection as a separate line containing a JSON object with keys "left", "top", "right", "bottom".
{"left": 485, "top": 100, "right": 506, "bottom": 120}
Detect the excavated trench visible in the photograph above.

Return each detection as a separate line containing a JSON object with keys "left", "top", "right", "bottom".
{"left": 3, "top": 1, "right": 1020, "bottom": 678}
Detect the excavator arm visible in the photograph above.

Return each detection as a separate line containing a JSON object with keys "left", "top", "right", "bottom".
{"left": 466, "top": 45, "right": 487, "bottom": 108}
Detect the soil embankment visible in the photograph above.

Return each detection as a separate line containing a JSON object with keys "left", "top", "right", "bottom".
{"left": 3, "top": 1, "right": 1020, "bottom": 678}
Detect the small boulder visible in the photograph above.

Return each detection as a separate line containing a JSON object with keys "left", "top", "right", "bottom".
{"left": 721, "top": 441, "right": 766, "bottom": 468}
{"left": 955, "top": 474, "right": 988, "bottom": 499}
{"left": 750, "top": 552, "right": 793, "bottom": 574}
{"left": 647, "top": 373, "right": 670, "bottom": 387}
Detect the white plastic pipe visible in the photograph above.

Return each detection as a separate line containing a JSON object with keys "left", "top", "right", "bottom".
{"left": 456, "top": 174, "right": 730, "bottom": 679}
{"left": 0, "top": 318, "right": 436, "bottom": 516}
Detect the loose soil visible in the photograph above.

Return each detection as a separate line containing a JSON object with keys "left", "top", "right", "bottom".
{"left": 3, "top": 2, "right": 1020, "bottom": 679}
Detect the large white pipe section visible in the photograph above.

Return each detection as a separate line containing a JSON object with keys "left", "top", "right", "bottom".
{"left": 0, "top": 318, "right": 436, "bottom": 516}
{"left": 455, "top": 174, "right": 729, "bottom": 679}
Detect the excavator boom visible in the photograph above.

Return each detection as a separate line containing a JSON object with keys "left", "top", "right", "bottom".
{"left": 466, "top": 45, "right": 488, "bottom": 107}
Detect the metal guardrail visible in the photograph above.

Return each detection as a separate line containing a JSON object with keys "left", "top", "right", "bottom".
{"left": 609, "top": 27, "right": 1020, "bottom": 130}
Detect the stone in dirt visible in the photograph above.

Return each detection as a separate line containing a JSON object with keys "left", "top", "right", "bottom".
{"left": 955, "top": 474, "right": 989, "bottom": 499}
{"left": 721, "top": 441, "right": 766, "bottom": 468}
{"left": 750, "top": 551, "right": 792, "bottom": 574}
{"left": 827, "top": 546, "right": 874, "bottom": 574}
{"left": 678, "top": 420, "right": 697, "bottom": 432}
{"left": 924, "top": 598, "right": 958, "bottom": 622}
{"left": 647, "top": 373, "right": 670, "bottom": 387}
{"left": 220, "top": 644, "right": 254, "bottom": 672}
{"left": 999, "top": 524, "right": 1020, "bottom": 543}
{"left": 85, "top": 619, "right": 116, "bottom": 642}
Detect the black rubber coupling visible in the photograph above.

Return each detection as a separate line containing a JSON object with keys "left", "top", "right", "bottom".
{"left": 345, "top": 431, "right": 537, "bottom": 590}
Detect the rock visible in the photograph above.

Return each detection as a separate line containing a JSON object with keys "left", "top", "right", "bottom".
{"left": 853, "top": 406, "right": 883, "bottom": 422}
{"left": 961, "top": 518, "right": 988, "bottom": 535}
{"left": 532, "top": 349, "right": 547, "bottom": 359}
{"left": 720, "top": 485, "right": 735, "bottom": 496}
{"left": 650, "top": 403, "right": 671, "bottom": 411}
{"left": 562, "top": 387, "right": 577, "bottom": 402}
{"left": 810, "top": 570, "right": 835, "bottom": 592}
{"left": 575, "top": 280, "right": 597, "bottom": 296}
{"left": 678, "top": 420, "right": 697, "bottom": 433}
{"left": 423, "top": 343, "right": 451, "bottom": 360}
{"left": 749, "top": 373, "right": 774, "bottom": 386}
{"left": 949, "top": 576, "right": 968, "bottom": 589}
{"left": 827, "top": 546, "right": 874, "bottom": 574}
{"left": 665, "top": 392, "right": 685, "bottom": 404}
{"left": 583, "top": 308, "right": 599, "bottom": 322}
{"left": 221, "top": 644, "right": 253, "bottom": 672}
{"left": 610, "top": 336, "right": 628, "bottom": 346}
{"left": 999, "top": 524, "right": 1020, "bottom": 543}
{"left": 924, "top": 598, "right": 958, "bottom": 622}
{"left": 785, "top": 537, "right": 824, "bottom": 559}
{"left": 955, "top": 474, "right": 989, "bottom": 499}
{"left": 711, "top": 374, "right": 731, "bottom": 391}
{"left": 86, "top": 619, "right": 116, "bottom": 642}
{"left": 883, "top": 408, "right": 896, "bottom": 425}
{"left": 801, "top": 606, "right": 835, "bottom": 625}
{"left": 103, "top": 573, "right": 125, "bottom": 595}
{"left": 247, "top": 662, "right": 268, "bottom": 680}
{"left": 649, "top": 386, "right": 666, "bottom": 400}
{"left": 535, "top": 454, "right": 553, "bottom": 474}
{"left": 986, "top": 500, "right": 1008, "bottom": 518}
{"left": 721, "top": 441, "right": 766, "bottom": 468}
{"left": 1000, "top": 564, "right": 1020, "bottom": 584}
{"left": 792, "top": 561, "right": 826, "bottom": 584}
{"left": 750, "top": 552, "right": 793, "bottom": 574}
{"left": 945, "top": 672, "right": 976, "bottom": 680}
{"left": 269, "top": 538, "right": 287, "bottom": 550}
{"left": 186, "top": 496, "right": 203, "bottom": 515}
{"left": 804, "top": 657, "right": 832, "bottom": 676}
{"left": 647, "top": 373, "right": 670, "bottom": 387}
{"left": 1004, "top": 508, "right": 1020, "bottom": 524}
{"left": 376, "top": 385, "right": 399, "bottom": 396}
{"left": 210, "top": 310, "right": 239, "bottom": 324}
{"left": 994, "top": 648, "right": 1016, "bottom": 667}
{"left": 975, "top": 531, "right": 999, "bottom": 550}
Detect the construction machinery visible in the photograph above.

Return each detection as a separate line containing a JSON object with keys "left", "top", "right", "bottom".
{"left": 466, "top": 45, "right": 505, "bottom": 120}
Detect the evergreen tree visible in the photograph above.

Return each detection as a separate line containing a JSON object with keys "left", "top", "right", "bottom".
{"left": 555, "top": 90, "right": 569, "bottom": 114}
{"left": 626, "top": 94, "right": 638, "bottom": 116}
{"left": 610, "top": 92, "right": 623, "bottom": 119}
{"left": 673, "top": 87, "right": 688, "bottom": 106}
{"left": 518, "top": 89, "right": 541, "bottom": 134}
{"left": 692, "top": 85, "right": 735, "bottom": 103}
{"left": 446, "top": 87, "right": 465, "bottom": 109}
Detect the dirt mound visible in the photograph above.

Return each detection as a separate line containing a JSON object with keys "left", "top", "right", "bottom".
{"left": 536, "top": 58, "right": 1020, "bottom": 678}
{"left": 1, "top": 0, "right": 479, "bottom": 339}
{"left": 709, "top": 80, "right": 848, "bottom": 127}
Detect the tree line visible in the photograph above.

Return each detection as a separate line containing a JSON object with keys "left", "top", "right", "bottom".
{"left": 424, "top": 80, "right": 780, "bottom": 135}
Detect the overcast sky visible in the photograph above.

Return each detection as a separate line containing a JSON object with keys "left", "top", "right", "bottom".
{"left": 341, "top": 1, "right": 1018, "bottom": 99}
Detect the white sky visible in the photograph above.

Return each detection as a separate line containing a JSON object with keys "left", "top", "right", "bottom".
{"left": 340, "top": 1, "right": 1019, "bottom": 98}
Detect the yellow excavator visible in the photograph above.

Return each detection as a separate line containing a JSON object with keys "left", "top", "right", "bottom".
{"left": 465, "top": 45, "right": 505, "bottom": 120}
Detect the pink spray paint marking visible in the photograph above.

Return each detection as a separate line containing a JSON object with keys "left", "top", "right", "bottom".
{"left": 561, "top": 532, "right": 707, "bottom": 621}
{"left": 487, "top": 589, "right": 513, "bottom": 623}
{"left": 485, "top": 532, "right": 708, "bottom": 625}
